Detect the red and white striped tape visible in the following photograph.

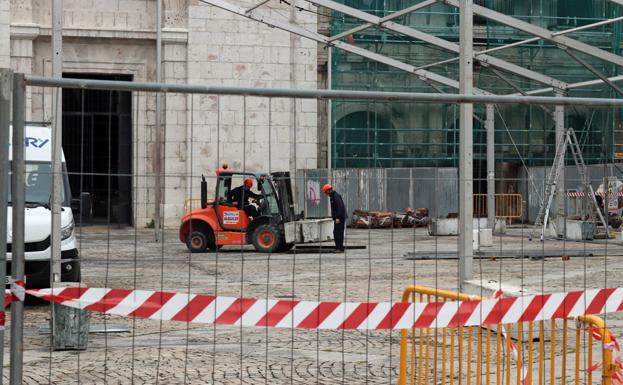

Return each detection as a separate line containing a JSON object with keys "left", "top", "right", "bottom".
{"left": 11, "top": 280, "right": 25, "bottom": 303}
{"left": 493, "top": 290, "right": 529, "bottom": 385}
{"left": 567, "top": 191, "right": 623, "bottom": 197}
{"left": 24, "top": 287, "right": 623, "bottom": 330}
{"left": 588, "top": 326, "right": 623, "bottom": 385}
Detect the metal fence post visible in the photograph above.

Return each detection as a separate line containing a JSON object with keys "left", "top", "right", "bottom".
{"left": 10, "top": 72, "right": 26, "bottom": 385}
{"left": 458, "top": 0, "right": 474, "bottom": 285}
{"left": 51, "top": 0, "right": 63, "bottom": 284}
{"left": 0, "top": 68, "right": 13, "bottom": 385}
{"left": 486, "top": 104, "right": 496, "bottom": 229}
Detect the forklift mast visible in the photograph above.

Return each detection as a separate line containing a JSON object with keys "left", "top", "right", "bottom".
{"left": 271, "top": 172, "right": 296, "bottom": 223}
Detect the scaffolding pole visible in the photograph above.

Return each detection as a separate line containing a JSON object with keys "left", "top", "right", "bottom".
{"left": 313, "top": 0, "right": 566, "bottom": 89}
{"left": 486, "top": 104, "right": 495, "bottom": 229}
{"left": 554, "top": 91, "right": 566, "bottom": 237}
{"left": 459, "top": 0, "right": 474, "bottom": 285}
{"left": 24, "top": 75, "right": 623, "bottom": 107}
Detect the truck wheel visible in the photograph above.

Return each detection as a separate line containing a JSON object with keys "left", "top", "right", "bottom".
{"left": 63, "top": 262, "right": 81, "bottom": 282}
{"left": 252, "top": 224, "right": 283, "bottom": 253}
{"left": 187, "top": 231, "right": 209, "bottom": 253}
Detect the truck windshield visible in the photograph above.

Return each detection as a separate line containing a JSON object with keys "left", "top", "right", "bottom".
{"left": 7, "top": 162, "right": 69, "bottom": 206}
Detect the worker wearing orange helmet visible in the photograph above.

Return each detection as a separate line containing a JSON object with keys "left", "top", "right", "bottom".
{"left": 322, "top": 183, "right": 346, "bottom": 253}
{"left": 228, "top": 178, "right": 261, "bottom": 219}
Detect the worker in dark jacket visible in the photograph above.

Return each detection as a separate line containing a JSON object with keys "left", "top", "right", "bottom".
{"left": 322, "top": 183, "right": 346, "bottom": 252}
{"left": 228, "top": 178, "right": 261, "bottom": 219}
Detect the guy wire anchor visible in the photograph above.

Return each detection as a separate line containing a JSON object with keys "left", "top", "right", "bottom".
{"left": 529, "top": 127, "right": 609, "bottom": 241}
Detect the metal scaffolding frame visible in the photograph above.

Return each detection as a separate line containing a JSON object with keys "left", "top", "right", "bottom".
{"left": 196, "top": 0, "right": 623, "bottom": 287}
{"left": 200, "top": 0, "right": 623, "bottom": 281}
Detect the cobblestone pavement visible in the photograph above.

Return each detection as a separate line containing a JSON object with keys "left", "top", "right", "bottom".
{"left": 4, "top": 226, "right": 623, "bottom": 384}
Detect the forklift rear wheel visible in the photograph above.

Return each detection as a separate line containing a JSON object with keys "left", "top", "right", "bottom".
{"left": 252, "top": 224, "right": 283, "bottom": 253}
{"left": 187, "top": 231, "right": 208, "bottom": 253}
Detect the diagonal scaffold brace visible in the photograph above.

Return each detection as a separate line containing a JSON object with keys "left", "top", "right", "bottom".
{"left": 530, "top": 127, "right": 609, "bottom": 241}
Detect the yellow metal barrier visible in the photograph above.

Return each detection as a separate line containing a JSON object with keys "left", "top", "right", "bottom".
{"left": 399, "top": 286, "right": 619, "bottom": 385}
{"left": 473, "top": 194, "right": 523, "bottom": 220}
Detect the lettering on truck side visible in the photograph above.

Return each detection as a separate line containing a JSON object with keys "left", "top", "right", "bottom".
{"left": 8, "top": 137, "right": 50, "bottom": 148}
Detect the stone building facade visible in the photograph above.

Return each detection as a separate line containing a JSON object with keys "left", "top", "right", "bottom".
{"left": 1, "top": 0, "right": 318, "bottom": 227}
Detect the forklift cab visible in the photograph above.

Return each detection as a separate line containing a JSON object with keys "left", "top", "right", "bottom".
{"left": 212, "top": 172, "right": 281, "bottom": 231}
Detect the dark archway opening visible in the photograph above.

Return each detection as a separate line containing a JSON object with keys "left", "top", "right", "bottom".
{"left": 62, "top": 73, "right": 133, "bottom": 225}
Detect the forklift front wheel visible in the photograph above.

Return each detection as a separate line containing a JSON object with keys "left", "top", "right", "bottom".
{"left": 187, "top": 231, "right": 208, "bottom": 253}
{"left": 252, "top": 224, "right": 283, "bottom": 253}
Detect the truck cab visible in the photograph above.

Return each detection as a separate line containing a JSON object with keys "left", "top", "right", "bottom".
{"left": 7, "top": 123, "right": 81, "bottom": 288}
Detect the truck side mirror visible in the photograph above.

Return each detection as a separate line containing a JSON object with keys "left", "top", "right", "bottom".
{"left": 201, "top": 175, "right": 208, "bottom": 209}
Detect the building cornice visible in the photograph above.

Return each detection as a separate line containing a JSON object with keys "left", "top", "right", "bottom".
{"left": 11, "top": 24, "right": 188, "bottom": 43}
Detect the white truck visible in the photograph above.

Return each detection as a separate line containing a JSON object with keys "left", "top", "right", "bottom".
{"left": 7, "top": 123, "right": 80, "bottom": 288}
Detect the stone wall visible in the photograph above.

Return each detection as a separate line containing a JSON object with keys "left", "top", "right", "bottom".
{"left": 0, "top": 0, "right": 9, "bottom": 67}
{"left": 7, "top": 0, "right": 318, "bottom": 228}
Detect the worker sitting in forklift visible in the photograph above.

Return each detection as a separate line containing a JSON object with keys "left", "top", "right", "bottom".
{"left": 228, "top": 178, "right": 261, "bottom": 219}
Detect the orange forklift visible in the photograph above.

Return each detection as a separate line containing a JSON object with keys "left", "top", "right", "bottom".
{"left": 179, "top": 165, "right": 333, "bottom": 253}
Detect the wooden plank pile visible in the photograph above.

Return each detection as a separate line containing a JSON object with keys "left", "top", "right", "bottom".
{"left": 350, "top": 208, "right": 430, "bottom": 229}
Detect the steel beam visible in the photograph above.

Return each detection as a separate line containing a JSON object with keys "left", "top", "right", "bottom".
{"left": 458, "top": 0, "right": 473, "bottom": 284}
{"left": 485, "top": 104, "right": 495, "bottom": 230}
{"left": 407, "top": 15, "right": 623, "bottom": 74}
{"left": 522, "top": 75, "right": 623, "bottom": 96}
{"left": 328, "top": 0, "right": 437, "bottom": 42}
{"left": 443, "top": 0, "right": 623, "bottom": 68}
{"left": 489, "top": 67, "right": 553, "bottom": 115}
{"left": 24, "top": 74, "right": 623, "bottom": 107}
{"left": 197, "top": 0, "right": 490, "bottom": 94}
{"left": 312, "top": 0, "right": 566, "bottom": 89}
{"left": 565, "top": 49, "right": 623, "bottom": 98}
{"left": 245, "top": 0, "right": 270, "bottom": 13}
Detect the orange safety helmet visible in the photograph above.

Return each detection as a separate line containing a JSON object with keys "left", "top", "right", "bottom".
{"left": 322, "top": 183, "right": 333, "bottom": 194}
{"left": 244, "top": 178, "right": 253, "bottom": 188}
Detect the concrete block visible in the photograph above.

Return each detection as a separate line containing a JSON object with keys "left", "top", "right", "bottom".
{"left": 285, "top": 219, "right": 334, "bottom": 244}
{"left": 494, "top": 219, "right": 507, "bottom": 234}
{"left": 473, "top": 228, "right": 493, "bottom": 249}
{"left": 565, "top": 220, "right": 594, "bottom": 241}
{"left": 428, "top": 218, "right": 488, "bottom": 236}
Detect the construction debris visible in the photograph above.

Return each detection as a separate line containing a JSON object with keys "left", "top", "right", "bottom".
{"left": 350, "top": 208, "right": 430, "bottom": 229}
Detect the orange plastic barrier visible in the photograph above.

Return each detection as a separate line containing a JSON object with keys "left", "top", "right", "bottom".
{"left": 399, "top": 285, "right": 620, "bottom": 385}
{"left": 473, "top": 194, "right": 523, "bottom": 220}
